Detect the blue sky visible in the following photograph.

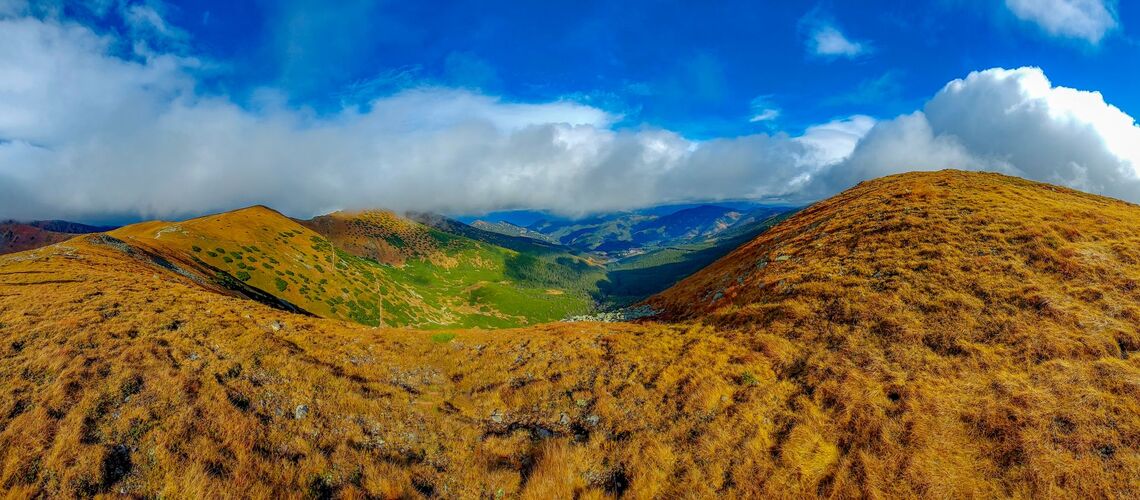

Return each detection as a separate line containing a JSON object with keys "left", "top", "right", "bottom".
{"left": 1, "top": 0, "right": 1139, "bottom": 222}
{"left": 127, "top": 0, "right": 1139, "bottom": 137}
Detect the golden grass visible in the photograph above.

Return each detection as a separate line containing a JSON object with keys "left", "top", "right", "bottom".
{"left": 298, "top": 210, "right": 454, "bottom": 267}
{"left": 0, "top": 170, "right": 1137, "bottom": 497}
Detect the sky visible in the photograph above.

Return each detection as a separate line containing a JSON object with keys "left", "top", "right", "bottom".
{"left": 1, "top": 0, "right": 1139, "bottom": 223}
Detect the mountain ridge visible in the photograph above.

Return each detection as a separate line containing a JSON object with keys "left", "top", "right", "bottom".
{"left": 1, "top": 170, "right": 1138, "bottom": 496}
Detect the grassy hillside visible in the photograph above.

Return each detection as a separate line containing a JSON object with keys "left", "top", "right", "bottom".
{"left": 2, "top": 170, "right": 1139, "bottom": 496}
{"left": 112, "top": 207, "right": 602, "bottom": 329}
{"left": 0, "top": 243, "right": 805, "bottom": 497}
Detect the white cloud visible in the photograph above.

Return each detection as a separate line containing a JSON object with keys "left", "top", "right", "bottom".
{"left": 818, "top": 67, "right": 1140, "bottom": 200}
{"left": 807, "top": 24, "right": 870, "bottom": 59}
{"left": 1, "top": 11, "right": 1139, "bottom": 223}
{"left": 748, "top": 95, "right": 780, "bottom": 123}
{"left": 122, "top": 3, "right": 188, "bottom": 44}
{"left": 0, "top": 14, "right": 858, "bottom": 220}
{"left": 1005, "top": 0, "right": 1119, "bottom": 44}
{"left": 749, "top": 109, "right": 780, "bottom": 123}
{"left": 796, "top": 115, "right": 877, "bottom": 167}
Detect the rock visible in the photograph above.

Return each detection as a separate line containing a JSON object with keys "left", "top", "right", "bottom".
{"left": 187, "top": 352, "right": 200, "bottom": 361}
{"left": 490, "top": 410, "right": 504, "bottom": 424}
{"left": 585, "top": 414, "right": 600, "bottom": 426}
{"left": 294, "top": 404, "right": 309, "bottom": 419}
{"left": 575, "top": 398, "right": 589, "bottom": 408}
{"left": 559, "top": 412, "right": 570, "bottom": 426}
{"left": 269, "top": 321, "right": 284, "bottom": 332}
{"left": 775, "top": 255, "right": 790, "bottom": 262}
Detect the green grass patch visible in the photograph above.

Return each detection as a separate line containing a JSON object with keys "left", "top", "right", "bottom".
{"left": 430, "top": 333, "right": 457, "bottom": 343}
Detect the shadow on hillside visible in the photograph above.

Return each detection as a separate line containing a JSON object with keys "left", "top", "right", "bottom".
{"left": 597, "top": 243, "right": 740, "bottom": 306}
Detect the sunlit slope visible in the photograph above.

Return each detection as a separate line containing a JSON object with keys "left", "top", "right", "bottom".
{"left": 2, "top": 171, "right": 1140, "bottom": 496}
{"left": 300, "top": 210, "right": 606, "bottom": 326}
{"left": 0, "top": 243, "right": 806, "bottom": 498}
{"left": 652, "top": 170, "right": 1140, "bottom": 345}
{"left": 112, "top": 206, "right": 599, "bottom": 328}
{"left": 298, "top": 210, "right": 453, "bottom": 266}
{"left": 638, "top": 169, "right": 1140, "bottom": 495}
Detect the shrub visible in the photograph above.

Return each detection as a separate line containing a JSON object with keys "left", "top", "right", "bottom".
{"left": 236, "top": 271, "right": 251, "bottom": 282}
{"left": 275, "top": 278, "right": 288, "bottom": 292}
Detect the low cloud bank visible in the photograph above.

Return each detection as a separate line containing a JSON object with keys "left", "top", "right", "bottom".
{"left": 0, "top": 10, "right": 1137, "bottom": 221}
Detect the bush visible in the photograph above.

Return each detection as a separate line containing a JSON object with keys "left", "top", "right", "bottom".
{"left": 275, "top": 278, "right": 288, "bottom": 292}
{"left": 236, "top": 271, "right": 251, "bottom": 282}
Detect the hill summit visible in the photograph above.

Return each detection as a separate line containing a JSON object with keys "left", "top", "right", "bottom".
{"left": 652, "top": 169, "right": 1140, "bottom": 359}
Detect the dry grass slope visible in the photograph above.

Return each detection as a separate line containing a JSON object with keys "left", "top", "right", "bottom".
{"left": 299, "top": 210, "right": 451, "bottom": 267}
{"left": 650, "top": 169, "right": 1140, "bottom": 495}
{"left": 0, "top": 170, "right": 1136, "bottom": 497}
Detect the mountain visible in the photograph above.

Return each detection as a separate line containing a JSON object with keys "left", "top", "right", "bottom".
{"left": 24, "top": 220, "right": 117, "bottom": 233}
{"left": 517, "top": 202, "right": 796, "bottom": 258}
{"left": 298, "top": 209, "right": 453, "bottom": 266}
{"left": 0, "top": 220, "right": 115, "bottom": 255}
{"left": 102, "top": 206, "right": 604, "bottom": 329}
{"left": 631, "top": 204, "right": 739, "bottom": 239}
{"left": 526, "top": 212, "right": 651, "bottom": 254}
{"left": 470, "top": 220, "right": 557, "bottom": 244}
{"left": 1, "top": 170, "right": 1138, "bottom": 497}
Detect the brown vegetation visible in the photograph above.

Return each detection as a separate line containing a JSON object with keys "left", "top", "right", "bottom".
{"left": 0, "top": 170, "right": 1137, "bottom": 497}
{"left": 299, "top": 210, "right": 453, "bottom": 267}
{"left": 0, "top": 222, "right": 78, "bottom": 255}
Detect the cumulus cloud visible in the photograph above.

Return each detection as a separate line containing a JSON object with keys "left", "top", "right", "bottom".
{"left": 0, "top": 12, "right": 861, "bottom": 220}
{"left": 817, "top": 67, "right": 1140, "bottom": 200}
{"left": 1005, "top": 0, "right": 1119, "bottom": 44}
{"left": 2, "top": 9, "right": 1139, "bottom": 223}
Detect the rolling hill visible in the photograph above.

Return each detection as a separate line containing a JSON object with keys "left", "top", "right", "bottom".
{"left": 0, "top": 170, "right": 1138, "bottom": 497}
{"left": 105, "top": 206, "right": 604, "bottom": 329}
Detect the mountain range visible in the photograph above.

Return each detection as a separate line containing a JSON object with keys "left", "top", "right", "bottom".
{"left": 0, "top": 220, "right": 116, "bottom": 255}
{"left": 0, "top": 171, "right": 1137, "bottom": 497}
